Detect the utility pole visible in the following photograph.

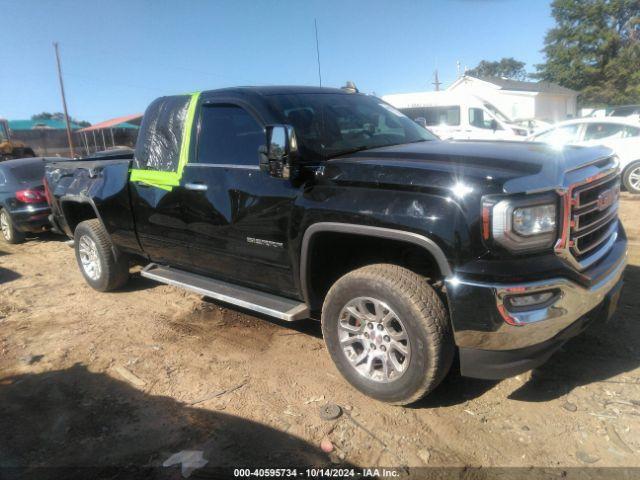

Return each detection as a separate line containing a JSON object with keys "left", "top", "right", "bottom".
{"left": 53, "top": 42, "right": 75, "bottom": 158}
{"left": 432, "top": 69, "right": 442, "bottom": 91}
{"left": 314, "top": 19, "right": 322, "bottom": 87}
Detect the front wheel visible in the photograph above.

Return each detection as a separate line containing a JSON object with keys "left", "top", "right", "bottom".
{"left": 74, "top": 219, "right": 129, "bottom": 291}
{"left": 623, "top": 161, "right": 640, "bottom": 194}
{"left": 0, "top": 209, "right": 24, "bottom": 244}
{"left": 321, "top": 264, "right": 454, "bottom": 405}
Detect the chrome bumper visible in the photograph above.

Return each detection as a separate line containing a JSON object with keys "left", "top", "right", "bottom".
{"left": 448, "top": 249, "right": 627, "bottom": 350}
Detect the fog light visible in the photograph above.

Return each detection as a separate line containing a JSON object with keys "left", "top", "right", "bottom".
{"left": 506, "top": 291, "right": 557, "bottom": 310}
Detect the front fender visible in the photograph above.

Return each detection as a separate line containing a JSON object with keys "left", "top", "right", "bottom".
{"left": 291, "top": 184, "right": 475, "bottom": 302}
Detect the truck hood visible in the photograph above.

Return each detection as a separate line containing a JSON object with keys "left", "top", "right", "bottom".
{"left": 323, "top": 140, "right": 615, "bottom": 195}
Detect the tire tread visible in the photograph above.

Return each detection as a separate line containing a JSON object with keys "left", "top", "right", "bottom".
{"left": 322, "top": 263, "right": 454, "bottom": 405}
{"left": 74, "top": 219, "right": 128, "bottom": 291}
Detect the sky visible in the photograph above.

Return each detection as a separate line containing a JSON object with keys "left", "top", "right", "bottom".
{"left": 0, "top": 0, "right": 554, "bottom": 124}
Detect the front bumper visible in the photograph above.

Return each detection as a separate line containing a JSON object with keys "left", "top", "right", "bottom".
{"left": 446, "top": 230, "right": 627, "bottom": 379}
{"left": 10, "top": 205, "right": 51, "bottom": 233}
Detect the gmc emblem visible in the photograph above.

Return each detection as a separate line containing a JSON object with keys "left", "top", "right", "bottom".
{"left": 597, "top": 187, "right": 616, "bottom": 211}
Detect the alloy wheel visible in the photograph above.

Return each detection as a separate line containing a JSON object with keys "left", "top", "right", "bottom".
{"left": 78, "top": 235, "right": 102, "bottom": 280}
{"left": 628, "top": 165, "right": 640, "bottom": 192}
{"left": 0, "top": 211, "right": 11, "bottom": 241}
{"left": 337, "top": 297, "right": 411, "bottom": 383}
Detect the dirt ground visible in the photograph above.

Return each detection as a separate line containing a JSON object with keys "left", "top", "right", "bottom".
{"left": 1, "top": 194, "right": 639, "bottom": 476}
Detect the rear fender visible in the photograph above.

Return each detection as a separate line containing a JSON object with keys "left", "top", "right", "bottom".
{"left": 51, "top": 161, "right": 142, "bottom": 255}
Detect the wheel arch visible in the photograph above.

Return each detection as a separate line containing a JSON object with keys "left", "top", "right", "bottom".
{"left": 300, "top": 222, "right": 453, "bottom": 311}
{"left": 60, "top": 198, "right": 101, "bottom": 235}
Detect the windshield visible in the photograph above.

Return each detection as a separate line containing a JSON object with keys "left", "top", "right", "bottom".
{"left": 266, "top": 93, "right": 437, "bottom": 161}
{"left": 483, "top": 102, "right": 511, "bottom": 123}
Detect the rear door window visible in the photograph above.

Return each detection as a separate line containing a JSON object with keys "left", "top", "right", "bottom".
{"left": 584, "top": 123, "right": 631, "bottom": 141}
{"left": 134, "top": 95, "right": 190, "bottom": 172}
{"left": 196, "top": 105, "right": 264, "bottom": 166}
{"left": 400, "top": 106, "right": 460, "bottom": 126}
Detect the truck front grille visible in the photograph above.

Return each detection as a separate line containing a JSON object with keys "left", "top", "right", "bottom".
{"left": 569, "top": 173, "right": 620, "bottom": 261}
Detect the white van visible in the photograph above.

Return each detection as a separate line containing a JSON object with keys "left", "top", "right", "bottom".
{"left": 382, "top": 91, "right": 529, "bottom": 140}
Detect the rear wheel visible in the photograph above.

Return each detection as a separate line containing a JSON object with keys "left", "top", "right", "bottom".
{"left": 623, "top": 161, "right": 640, "bottom": 194}
{"left": 0, "top": 209, "right": 24, "bottom": 244}
{"left": 321, "top": 264, "right": 454, "bottom": 405}
{"left": 74, "top": 219, "right": 129, "bottom": 291}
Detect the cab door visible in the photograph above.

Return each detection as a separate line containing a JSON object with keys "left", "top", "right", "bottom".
{"left": 181, "top": 100, "right": 300, "bottom": 298}
{"left": 129, "top": 94, "right": 196, "bottom": 268}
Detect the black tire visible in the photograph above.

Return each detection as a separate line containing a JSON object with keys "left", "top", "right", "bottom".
{"left": 0, "top": 208, "right": 25, "bottom": 244}
{"left": 74, "top": 219, "right": 129, "bottom": 291}
{"left": 321, "top": 264, "right": 454, "bottom": 405}
{"left": 622, "top": 161, "right": 640, "bottom": 194}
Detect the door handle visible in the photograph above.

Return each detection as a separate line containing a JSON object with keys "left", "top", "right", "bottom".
{"left": 185, "top": 182, "right": 208, "bottom": 191}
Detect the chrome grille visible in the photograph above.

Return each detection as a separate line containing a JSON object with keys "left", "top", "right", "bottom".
{"left": 569, "top": 174, "right": 620, "bottom": 261}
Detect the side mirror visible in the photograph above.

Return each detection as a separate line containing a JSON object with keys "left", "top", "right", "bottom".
{"left": 415, "top": 117, "right": 427, "bottom": 128}
{"left": 259, "top": 125, "right": 298, "bottom": 179}
{"left": 490, "top": 119, "right": 498, "bottom": 132}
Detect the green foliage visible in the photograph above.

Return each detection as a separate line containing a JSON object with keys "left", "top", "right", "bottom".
{"left": 535, "top": 0, "right": 640, "bottom": 106}
{"left": 31, "top": 112, "right": 91, "bottom": 127}
{"left": 466, "top": 57, "right": 528, "bottom": 81}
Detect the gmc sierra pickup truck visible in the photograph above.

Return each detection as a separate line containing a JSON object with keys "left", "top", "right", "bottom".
{"left": 45, "top": 86, "right": 627, "bottom": 405}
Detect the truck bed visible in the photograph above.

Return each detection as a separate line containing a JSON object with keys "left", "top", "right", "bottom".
{"left": 44, "top": 157, "right": 141, "bottom": 254}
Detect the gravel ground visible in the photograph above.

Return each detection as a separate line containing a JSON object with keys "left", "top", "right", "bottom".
{"left": 0, "top": 193, "right": 639, "bottom": 475}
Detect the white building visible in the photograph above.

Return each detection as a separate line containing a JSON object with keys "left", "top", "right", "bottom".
{"left": 447, "top": 75, "right": 578, "bottom": 123}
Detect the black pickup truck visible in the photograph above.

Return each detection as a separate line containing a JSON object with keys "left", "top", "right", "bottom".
{"left": 45, "top": 86, "right": 627, "bottom": 405}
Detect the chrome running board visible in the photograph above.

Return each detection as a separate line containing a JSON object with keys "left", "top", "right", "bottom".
{"left": 141, "top": 263, "right": 309, "bottom": 321}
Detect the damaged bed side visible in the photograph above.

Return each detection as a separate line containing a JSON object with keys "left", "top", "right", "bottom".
{"left": 44, "top": 153, "right": 144, "bottom": 256}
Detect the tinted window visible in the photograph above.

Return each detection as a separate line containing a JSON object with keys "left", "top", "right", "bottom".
{"left": 0, "top": 169, "right": 6, "bottom": 186}
{"left": 584, "top": 122, "right": 638, "bottom": 140}
{"left": 267, "top": 94, "right": 436, "bottom": 161}
{"left": 197, "top": 105, "right": 264, "bottom": 166}
{"left": 401, "top": 106, "right": 460, "bottom": 126}
{"left": 535, "top": 124, "right": 580, "bottom": 143}
{"left": 625, "top": 126, "right": 640, "bottom": 137}
{"left": 609, "top": 106, "right": 640, "bottom": 117}
{"left": 9, "top": 162, "right": 45, "bottom": 182}
{"left": 469, "top": 108, "right": 501, "bottom": 130}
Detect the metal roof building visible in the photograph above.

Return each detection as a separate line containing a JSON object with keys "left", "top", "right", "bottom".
{"left": 9, "top": 118, "right": 83, "bottom": 130}
{"left": 77, "top": 113, "right": 143, "bottom": 154}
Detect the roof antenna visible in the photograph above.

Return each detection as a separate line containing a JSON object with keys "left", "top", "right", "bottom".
{"left": 314, "top": 19, "right": 322, "bottom": 87}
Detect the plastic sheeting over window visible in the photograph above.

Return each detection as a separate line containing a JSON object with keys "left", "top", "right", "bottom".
{"left": 134, "top": 95, "right": 190, "bottom": 172}
{"left": 129, "top": 92, "right": 200, "bottom": 190}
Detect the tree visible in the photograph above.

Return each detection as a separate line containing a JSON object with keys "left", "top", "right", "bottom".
{"left": 535, "top": 0, "right": 640, "bottom": 105}
{"left": 466, "top": 58, "right": 528, "bottom": 81}
{"left": 31, "top": 112, "right": 91, "bottom": 128}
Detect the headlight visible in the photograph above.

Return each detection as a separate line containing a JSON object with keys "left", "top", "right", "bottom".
{"left": 485, "top": 194, "right": 558, "bottom": 254}
{"left": 512, "top": 204, "right": 556, "bottom": 236}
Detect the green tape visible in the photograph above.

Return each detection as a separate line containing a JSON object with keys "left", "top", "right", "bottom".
{"left": 129, "top": 91, "right": 200, "bottom": 190}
